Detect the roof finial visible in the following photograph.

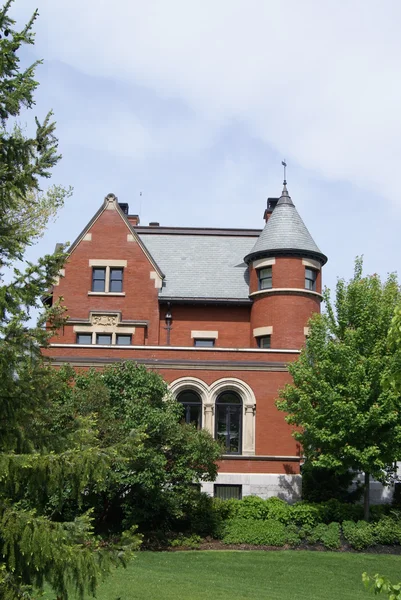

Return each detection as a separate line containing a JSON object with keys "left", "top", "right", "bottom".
{"left": 281, "top": 159, "right": 287, "bottom": 185}
{"left": 281, "top": 160, "right": 289, "bottom": 196}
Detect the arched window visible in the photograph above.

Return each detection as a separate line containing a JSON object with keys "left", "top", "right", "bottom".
{"left": 215, "top": 391, "right": 242, "bottom": 454}
{"left": 177, "top": 390, "right": 202, "bottom": 429}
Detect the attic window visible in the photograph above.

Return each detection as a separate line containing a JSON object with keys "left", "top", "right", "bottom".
{"left": 89, "top": 261, "right": 126, "bottom": 295}
{"left": 92, "top": 268, "right": 106, "bottom": 292}
{"left": 258, "top": 266, "right": 272, "bottom": 290}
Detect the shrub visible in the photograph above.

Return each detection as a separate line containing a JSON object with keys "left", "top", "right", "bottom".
{"left": 301, "top": 463, "right": 359, "bottom": 503}
{"left": 170, "top": 534, "right": 202, "bottom": 549}
{"left": 212, "top": 497, "right": 241, "bottom": 521}
{"left": 288, "top": 503, "right": 321, "bottom": 528}
{"left": 222, "top": 518, "right": 288, "bottom": 546}
{"left": 307, "top": 522, "right": 341, "bottom": 549}
{"left": 285, "top": 523, "right": 302, "bottom": 546}
{"left": 373, "top": 517, "right": 401, "bottom": 545}
{"left": 317, "top": 499, "right": 363, "bottom": 524}
{"left": 235, "top": 496, "right": 270, "bottom": 520}
{"left": 183, "top": 492, "right": 223, "bottom": 538}
{"left": 342, "top": 520, "right": 375, "bottom": 550}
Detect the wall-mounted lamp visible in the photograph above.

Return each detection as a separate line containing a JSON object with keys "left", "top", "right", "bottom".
{"left": 164, "top": 304, "right": 173, "bottom": 345}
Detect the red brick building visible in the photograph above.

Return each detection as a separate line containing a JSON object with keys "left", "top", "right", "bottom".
{"left": 44, "top": 182, "right": 327, "bottom": 501}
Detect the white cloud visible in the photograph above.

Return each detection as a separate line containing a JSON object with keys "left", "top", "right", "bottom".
{"left": 14, "top": 0, "right": 401, "bottom": 204}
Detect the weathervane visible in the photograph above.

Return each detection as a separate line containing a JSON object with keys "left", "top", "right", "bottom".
{"left": 281, "top": 160, "right": 287, "bottom": 185}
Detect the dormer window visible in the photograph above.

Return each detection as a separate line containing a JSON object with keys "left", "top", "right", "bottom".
{"left": 305, "top": 267, "right": 317, "bottom": 291}
{"left": 258, "top": 266, "right": 272, "bottom": 290}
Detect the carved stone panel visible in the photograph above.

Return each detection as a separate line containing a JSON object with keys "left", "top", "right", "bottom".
{"left": 91, "top": 314, "right": 119, "bottom": 327}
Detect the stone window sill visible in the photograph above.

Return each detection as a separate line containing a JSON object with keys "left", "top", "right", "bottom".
{"left": 87, "top": 292, "right": 125, "bottom": 296}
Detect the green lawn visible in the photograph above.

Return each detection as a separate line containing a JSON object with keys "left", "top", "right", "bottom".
{"left": 74, "top": 550, "right": 401, "bottom": 600}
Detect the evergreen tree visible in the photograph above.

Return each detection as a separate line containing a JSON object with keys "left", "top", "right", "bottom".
{"left": 277, "top": 259, "right": 401, "bottom": 521}
{"left": 0, "top": 3, "right": 140, "bottom": 599}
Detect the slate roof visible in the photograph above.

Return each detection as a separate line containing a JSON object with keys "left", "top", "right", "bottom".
{"left": 244, "top": 185, "right": 327, "bottom": 265}
{"left": 138, "top": 231, "right": 258, "bottom": 301}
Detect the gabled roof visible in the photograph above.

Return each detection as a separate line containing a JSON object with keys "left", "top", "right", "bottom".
{"left": 138, "top": 230, "right": 258, "bottom": 301}
{"left": 67, "top": 194, "right": 164, "bottom": 278}
{"left": 244, "top": 184, "right": 327, "bottom": 265}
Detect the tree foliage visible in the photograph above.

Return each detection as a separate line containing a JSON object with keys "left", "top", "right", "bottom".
{"left": 0, "top": 3, "right": 140, "bottom": 599}
{"left": 51, "top": 362, "right": 221, "bottom": 540}
{"left": 276, "top": 258, "right": 401, "bottom": 520}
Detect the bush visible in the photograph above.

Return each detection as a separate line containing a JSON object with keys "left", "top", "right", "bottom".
{"left": 288, "top": 503, "right": 321, "bottom": 528}
{"left": 170, "top": 534, "right": 202, "bottom": 549}
{"left": 342, "top": 520, "right": 375, "bottom": 550}
{"left": 301, "top": 463, "right": 359, "bottom": 503}
{"left": 235, "top": 496, "right": 271, "bottom": 520}
{"left": 222, "top": 518, "right": 288, "bottom": 546}
{"left": 306, "top": 523, "right": 341, "bottom": 549}
{"left": 373, "top": 517, "right": 401, "bottom": 545}
{"left": 317, "top": 499, "right": 363, "bottom": 524}
{"left": 182, "top": 492, "right": 223, "bottom": 538}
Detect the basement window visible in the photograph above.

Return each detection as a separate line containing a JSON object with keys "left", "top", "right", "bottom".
{"left": 258, "top": 266, "right": 272, "bottom": 290}
{"left": 214, "top": 485, "right": 242, "bottom": 500}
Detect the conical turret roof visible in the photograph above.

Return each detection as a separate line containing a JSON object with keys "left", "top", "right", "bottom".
{"left": 244, "top": 184, "right": 327, "bottom": 264}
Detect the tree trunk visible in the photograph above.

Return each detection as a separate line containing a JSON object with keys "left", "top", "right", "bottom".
{"left": 364, "top": 471, "right": 370, "bottom": 521}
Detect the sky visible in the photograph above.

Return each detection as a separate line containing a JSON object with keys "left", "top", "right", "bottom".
{"left": 10, "top": 0, "right": 401, "bottom": 296}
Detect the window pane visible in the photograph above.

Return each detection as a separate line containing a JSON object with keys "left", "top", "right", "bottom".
{"left": 96, "top": 334, "right": 112, "bottom": 345}
{"left": 228, "top": 406, "right": 241, "bottom": 453}
{"left": 258, "top": 266, "right": 272, "bottom": 290}
{"left": 194, "top": 339, "right": 214, "bottom": 347}
{"left": 116, "top": 334, "right": 131, "bottom": 345}
{"left": 216, "top": 403, "right": 242, "bottom": 454}
{"left": 258, "top": 336, "right": 271, "bottom": 349}
{"left": 214, "top": 485, "right": 242, "bottom": 500}
{"left": 177, "top": 390, "right": 202, "bottom": 428}
{"left": 92, "top": 268, "right": 106, "bottom": 292}
{"left": 305, "top": 268, "right": 317, "bottom": 291}
{"left": 77, "top": 334, "right": 92, "bottom": 344}
{"left": 178, "top": 391, "right": 201, "bottom": 404}
{"left": 110, "top": 268, "right": 123, "bottom": 292}
{"left": 217, "top": 391, "right": 241, "bottom": 404}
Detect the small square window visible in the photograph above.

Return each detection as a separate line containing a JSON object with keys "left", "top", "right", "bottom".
{"left": 110, "top": 268, "right": 123, "bottom": 292}
{"left": 214, "top": 485, "right": 242, "bottom": 500}
{"left": 305, "top": 268, "right": 317, "bottom": 291}
{"left": 92, "top": 268, "right": 106, "bottom": 292}
{"left": 257, "top": 335, "right": 271, "bottom": 349}
{"left": 76, "top": 333, "right": 92, "bottom": 345}
{"left": 96, "top": 334, "right": 112, "bottom": 345}
{"left": 194, "top": 339, "right": 215, "bottom": 347}
{"left": 116, "top": 334, "right": 132, "bottom": 346}
{"left": 258, "top": 266, "right": 272, "bottom": 290}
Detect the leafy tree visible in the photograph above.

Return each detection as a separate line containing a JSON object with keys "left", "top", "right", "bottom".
{"left": 51, "top": 362, "right": 222, "bottom": 541}
{"left": 0, "top": 3, "right": 140, "bottom": 599}
{"left": 362, "top": 303, "right": 401, "bottom": 598}
{"left": 276, "top": 258, "right": 401, "bottom": 521}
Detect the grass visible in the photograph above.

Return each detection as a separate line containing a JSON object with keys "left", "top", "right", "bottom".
{"left": 60, "top": 550, "right": 401, "bottom": 600}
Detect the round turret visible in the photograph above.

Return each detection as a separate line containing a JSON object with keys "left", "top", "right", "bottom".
{"left": 245, "top": 184, "right": 327, "bottom": 350}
